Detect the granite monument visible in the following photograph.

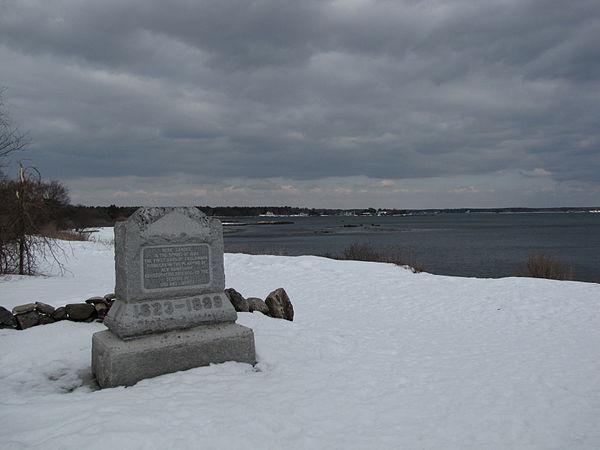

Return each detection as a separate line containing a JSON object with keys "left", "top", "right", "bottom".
{"left": 92, "top": 207, "right": 256, "bottom": 388}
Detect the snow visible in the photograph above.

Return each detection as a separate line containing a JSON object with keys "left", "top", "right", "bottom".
{"left": 1, "top": 229, "right": 600, "bottom": 449}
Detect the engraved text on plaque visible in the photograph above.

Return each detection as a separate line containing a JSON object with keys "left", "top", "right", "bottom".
{"left": 142, "top": 244, "right": 210, "bottom": 290}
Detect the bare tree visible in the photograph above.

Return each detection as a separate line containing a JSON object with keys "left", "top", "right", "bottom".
{"left": 0, "top": 88, "right": 29, "bottom": 176}
{"left": 0, "top": 89, "right": 71, "bottom": 275}
{"left": 0, "top": 166, "right": 71, "bottom": 274}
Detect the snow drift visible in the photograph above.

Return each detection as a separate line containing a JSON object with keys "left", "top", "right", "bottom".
{"left": 1, "top": 229, "right": 599, "bottom": 449}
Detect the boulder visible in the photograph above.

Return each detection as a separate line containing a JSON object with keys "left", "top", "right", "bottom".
{"left": 94, "top": 302, "right": 109, "bottom": 321}
{"left": 66, "top": 303, "right": 96, "bottom": 321}
{"left": 15, "top": 311, "right": 40, "bottom": 330}
{"left": 247, "top": 297, "right": 270, "bottom": 315}
{"left": 265, "top": 288, "right": 294, "bottom": 321}
{"left": 52, "top": 306, "right": 68, "bottom": 321}
{"left": 0, "top": 306, "right": 16, "bottom": 328}
{"left": 12, "top": 303, "right": 36, "bottom": 315}
{"left": 35, "top": 302, "right": 55, "bottom": 316}
{"left": 85, "top": 296, "right": 106, "bottom": 305}
{"left": 224, "top": 288, "right": 249, "bottom": 312}
{"left": 39, "top": 315, "right": 56, "bottom": 325}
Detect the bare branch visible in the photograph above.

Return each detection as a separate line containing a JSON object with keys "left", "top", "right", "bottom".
{"left": 0, "top": 88, "right": 30, "bottom": 170}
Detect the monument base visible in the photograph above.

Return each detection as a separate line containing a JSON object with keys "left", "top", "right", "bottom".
{"left": 92, "top": 323, "right": 256, "bottom": 388}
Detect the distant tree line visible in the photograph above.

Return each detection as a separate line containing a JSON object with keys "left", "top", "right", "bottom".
{"left": 408, "top": 207, "right": 597, "bottom": 214}
{"left": 54, "top": 205, "right": 332, "bottom": 228}
{"left": 52, "top": 205, "right": 413, "bottom": 227}
{"left": 10, "top": 203, "right": 596, "bottom": 233}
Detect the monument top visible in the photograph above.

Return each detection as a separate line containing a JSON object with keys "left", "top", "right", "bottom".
{"left": 114, "top": 207, "right": 225, "bottom": 300}
{"left": 127, "top": 207, "right": 211, "bottom": 236}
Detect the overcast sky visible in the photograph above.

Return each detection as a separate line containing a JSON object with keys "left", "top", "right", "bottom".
{"left": 1, "top": 0, "right": 599, "bottom": 208}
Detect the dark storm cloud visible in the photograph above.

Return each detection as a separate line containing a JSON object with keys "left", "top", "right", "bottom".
{"left": 1, "top": 0, "right": 599, "bottom": 204}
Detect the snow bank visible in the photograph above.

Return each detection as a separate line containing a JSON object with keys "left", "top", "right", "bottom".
{"left": 1, "top": 230, "right": 599, "bottom": 449}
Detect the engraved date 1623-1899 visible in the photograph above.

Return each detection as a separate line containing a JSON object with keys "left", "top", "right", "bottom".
{"left": 133, "top": 295, "right": 223, "bottom": 318}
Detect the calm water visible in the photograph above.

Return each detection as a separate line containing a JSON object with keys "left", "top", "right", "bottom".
{"left": 223, "top": 213, "right": 600, "bottom": 283}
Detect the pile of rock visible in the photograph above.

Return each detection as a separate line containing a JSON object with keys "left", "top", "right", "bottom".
{"left": 0, "top": 294, "right": 116, "bottom": 330}
{"left": 0, "top": 288, "right": 294, "bottom": 331}
{"left": 225, "top": 287, "right": 294, "bottom": 321}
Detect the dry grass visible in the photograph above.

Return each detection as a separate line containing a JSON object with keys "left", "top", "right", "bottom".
{"left": 226, "top": 246, "right": 289, "bottom": 256}
{"left": 516, "top": 253, "right": 573, "bottom": 281}
{"left": 226, "top": 243, "right": 425, "bottom": 273}
{"left": 340, "top": 243, "right": 382, "bottom": 261}
{"left": 39, "top": 225, "right": 92, "bottom": 242}
{"left": 326, "top": 243, "right": 425, "bottom": 273}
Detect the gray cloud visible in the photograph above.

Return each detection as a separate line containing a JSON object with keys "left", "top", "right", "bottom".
{"left": 1, "top": 0, "right": 599, "bottom": 207}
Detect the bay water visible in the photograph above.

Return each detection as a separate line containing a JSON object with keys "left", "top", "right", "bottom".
{"left": 223, "top": 213, "right": 599, "bottom": 283}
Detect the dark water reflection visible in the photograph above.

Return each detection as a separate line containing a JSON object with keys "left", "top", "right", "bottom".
{"left": 223, "top": 213, "right": 600, "bottom": 283}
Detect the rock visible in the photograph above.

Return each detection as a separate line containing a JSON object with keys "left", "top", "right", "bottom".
{"left": 15, "top": 311, "right": 40, "bottom": 329}
{"left": 52, "top": 306, "right": 68, "bottom": 321}
{"left": 35, "top": 302, "right": 55, "bottom": 315}
{"left": 94, "top": 302, "right": 109, "bottom": 320}
{"left": 0, "top": 306, "right": 16, "bottom": 328}
{"left": 265, "top": 288, "right": 294, "bottom": 321}
{"left": 85, "top": 296, "right": 106, "bottom": 305}
{"left": 39, "top": 315, "right": 56, "bottom": 325}
{"left": 224, "top": 288, "right": 249, "bottom": 312}
{"left": 247, "top": 297, "right": 270, "bottom": 315}
{"left": 66, "top": 303, "right": 96, "bottom": 321}
{"left": 12, "top": 303, "right": 36, "bottom": 315}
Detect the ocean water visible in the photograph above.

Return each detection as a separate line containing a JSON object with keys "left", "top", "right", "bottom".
{"left": 223, "top": 213, "right": 600, "bottom": 283}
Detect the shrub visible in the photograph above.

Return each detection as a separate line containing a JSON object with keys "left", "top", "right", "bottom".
{"left": 516, "top": 253, "right": 573, "bottom": 281}
{"left": 340, "top": 243, "right": 382, "bottom": 261}
{"left": 328, "top": 243, "right": 424, "bottom": 273}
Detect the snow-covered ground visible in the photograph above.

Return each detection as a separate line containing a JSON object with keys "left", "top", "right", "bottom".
{"left": 1, "top": 228, "right": 599, "bottom": 449}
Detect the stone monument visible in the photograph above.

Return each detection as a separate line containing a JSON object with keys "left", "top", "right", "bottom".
{"left": 92, "top": 207, "right": 256, "bottom": 388}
